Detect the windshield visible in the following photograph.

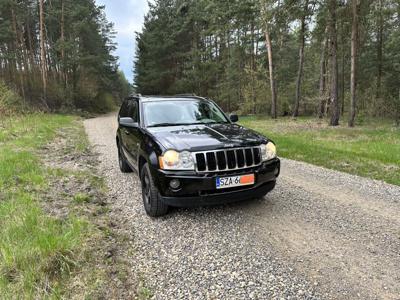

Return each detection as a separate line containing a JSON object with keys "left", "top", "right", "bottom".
{"left": 143, "top": 99, "right": 229, "bottom": 127}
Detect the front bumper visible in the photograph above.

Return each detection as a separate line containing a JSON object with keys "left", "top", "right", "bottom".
{"left": 160, "top": 181, "right": 276, "bottom": 207}
{"left": 153, "top": 158, "right": 280, "bottom": 207}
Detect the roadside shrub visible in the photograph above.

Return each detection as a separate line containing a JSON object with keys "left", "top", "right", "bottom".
{"left": 47, "top": 81, "right": 73, "bottom": 110}
{"left": 73, "top": 74, "right": 99, "bottom": 110}
{"left": 94, "top": 92, "right": 117, "bottom": 113}
{"left": 0, "top": 81, "right": 25, "bottom": 115}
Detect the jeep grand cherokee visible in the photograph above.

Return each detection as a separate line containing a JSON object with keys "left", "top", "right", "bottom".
{"left": 116, "top": 95, "right": 280, "bottom": 217}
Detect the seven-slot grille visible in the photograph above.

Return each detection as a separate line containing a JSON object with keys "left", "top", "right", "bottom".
{"left": 194, "top": 146, "right": 262, "bottom": 172}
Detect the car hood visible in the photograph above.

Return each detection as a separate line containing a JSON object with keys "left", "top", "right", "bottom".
{"left": 147, "top": 123, "right": 268, "bottom": 152}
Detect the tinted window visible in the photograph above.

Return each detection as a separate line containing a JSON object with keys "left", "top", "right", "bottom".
{"left": 130, "top": 101, "right": 139, "bottom": 122}
{"left": 119, "top": 100, "right": 130, "bottom": 117}
{"left": 120, "top": 100, "right": 139, "bottom": 122}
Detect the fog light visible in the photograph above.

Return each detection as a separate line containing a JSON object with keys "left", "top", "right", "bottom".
{"left": 170, "top": 179, "right": 181, "bottom": 189}
{"left": 274, "top": 168, "right": 279, "bottom": 176}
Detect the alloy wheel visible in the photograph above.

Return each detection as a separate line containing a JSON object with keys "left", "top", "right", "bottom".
{"left": 142, "top": 172, "right": 151, "bottom": 206}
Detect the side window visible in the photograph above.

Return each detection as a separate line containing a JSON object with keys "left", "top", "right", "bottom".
{"left": 119, "top": 100, "right": 130, "bottom": 117}
{"left": 130, "top": 101, "right": 139, "bottom": 122}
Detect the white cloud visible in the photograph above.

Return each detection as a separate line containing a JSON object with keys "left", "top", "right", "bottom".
{"left": 96, "top": 0, "right": 149, "bottom": 83}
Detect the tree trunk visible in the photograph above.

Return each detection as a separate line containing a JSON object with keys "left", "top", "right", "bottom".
{"left": 39, "top": 0, "right": 48, "bottom": 106}
{"left": 264, "top": 24, "right": 277, "bottom": 119}
{"left": 293, "top": 0, "right": 308, "bottom": 118}
{"left": 375, "top": 0, "right": 383, "bottom": 101}
{"left": 251, "top": 22, "right": 256, "bottom": 114}
{"left": 61, "top": 0, "right": 67, "bottom": 87}
{"left": 318, "top": 30, "right": 328, "bottom": 119}
{"left": 237, "top": 29, "right": 242, "bottom": 106}
{"left": 328, "top": 0, "right": 340, "bottom": 126}
{"left": 341, "top": 17, "right": 345, "bottom": 116}
{"left": 26, "top": 15, "right": 36, "bottom": 70}
{"left": 11, "top": 8, "right": 26, "bottom": 101}
{"left": 396, "top": 89, "right": 400, "bottom": 127}
{"left": 349, "top": 0, "right": 360, "bottom": 127}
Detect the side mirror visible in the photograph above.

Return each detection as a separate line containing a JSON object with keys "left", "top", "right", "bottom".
{"left": 229, "top": 114, "right": 239, "bottom": 123}
{"left": 119, "top": 117, "right": 138, "bottom": 128}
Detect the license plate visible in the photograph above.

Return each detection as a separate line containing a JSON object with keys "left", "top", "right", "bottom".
{"left": 216, "top": 174, "right": 255, "bottom": 189}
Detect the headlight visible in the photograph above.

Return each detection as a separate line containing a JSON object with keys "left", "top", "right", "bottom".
{"left": 159, "top": 150, "right": 195, "bottom": 170}
{"left": 260, "top": 142, "right": 277, "bottom": 161}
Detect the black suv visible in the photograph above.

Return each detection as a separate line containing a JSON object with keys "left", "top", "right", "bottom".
{"left": 116, "top": 95, "right": 280, "bottom": 217}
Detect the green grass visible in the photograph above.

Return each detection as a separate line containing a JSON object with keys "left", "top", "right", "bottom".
{"left": 73, "top": 193, "right": 91, "bottom": 204}
{"left": 0, "top": 114, "right": 89, "bottom": 298}
{"left": 240, "top": 116, "right": 400, "bottom": 186}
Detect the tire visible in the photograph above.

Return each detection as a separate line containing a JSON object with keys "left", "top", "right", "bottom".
{"left": 258, "top": 192, "right": 269, "bottom": 200}
{"left": 258, "top": 181, "right": 276, "bottom": 199}
{"left": 140, "top": 163, "right": 169, "bottom": 217}
{"left": 118, "top": 143, "right": 132, "bottom": 173}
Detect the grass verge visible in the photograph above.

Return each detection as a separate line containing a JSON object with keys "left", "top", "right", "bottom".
{"left": 0, "top": 114, "right": 112, "bottom": 298}
{"left": 240, "top": 116, "right": 400, "bottom": 186}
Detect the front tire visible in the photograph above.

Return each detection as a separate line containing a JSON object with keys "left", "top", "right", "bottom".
{"left": 258, "top": 181, "right": 277, "bottom": 200}
{"left": 140, "top": 163, "right": 169, "bottom": 217}
{"left": 118, "top": 143, "right": 132, "bottom": 173}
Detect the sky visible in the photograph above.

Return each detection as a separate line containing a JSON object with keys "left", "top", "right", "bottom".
{"left": 95, "top": 0, "right": 149, "bottom": 83}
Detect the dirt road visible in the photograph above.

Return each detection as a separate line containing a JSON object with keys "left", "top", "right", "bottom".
{"left": 84, "top": 113, "right": 400, "bottom": 300}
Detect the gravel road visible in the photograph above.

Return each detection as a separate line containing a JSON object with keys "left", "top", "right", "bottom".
{"left": 84, "top": 113, "right": 400, "bottom": 300}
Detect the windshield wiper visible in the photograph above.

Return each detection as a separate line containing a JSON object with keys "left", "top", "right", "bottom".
{"left": 147, "top": 122, "right": 202, "bottom": 128}
{"left": 204, "top": 121, "right": 229, "bottom": 125}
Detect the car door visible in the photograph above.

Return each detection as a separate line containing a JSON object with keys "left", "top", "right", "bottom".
{"left": 124, "top": 100, "right": 140, "bottom": 170}
{"left": 119, "top": 100, "right": 131, "bottom": 153}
